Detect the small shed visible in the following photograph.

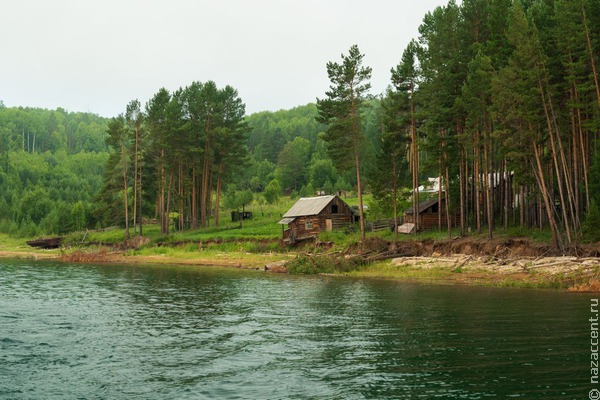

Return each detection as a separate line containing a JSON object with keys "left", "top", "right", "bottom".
{"left": 231, "top": 211, "right": 253, "bottom": 222}
{"left": 278, "top": 195, "right": 355, "bottom": 242}
{"left": 403, "top": 198, "right": 459, "bottom": 231}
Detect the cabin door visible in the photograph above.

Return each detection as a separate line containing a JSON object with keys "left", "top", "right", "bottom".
{"left": 325, "top": 219, "right": 333, "bottom": 232}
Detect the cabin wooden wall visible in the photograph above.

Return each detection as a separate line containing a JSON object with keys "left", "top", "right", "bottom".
{"left": 404, "top": 212, "right": 459, "bottom": 230}
{"left": 283, "top": 197, "right": 354, "bottom": 240}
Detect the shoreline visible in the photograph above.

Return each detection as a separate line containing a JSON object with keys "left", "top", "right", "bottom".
{"left": 2, "top": 248, "right": 600, "bottom": 292}
{"left": 352, "top": 255, "right": 600, "bottom": 291}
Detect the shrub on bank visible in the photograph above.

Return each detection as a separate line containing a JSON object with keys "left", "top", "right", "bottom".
{"left": 583, "top": 201, "right": 600, "bottom": 243}
{"left": 287, "top": 254, "right": 365, "bottom": 275}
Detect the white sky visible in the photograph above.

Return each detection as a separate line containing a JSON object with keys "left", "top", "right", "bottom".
{"left": 1, "top": 0, "right": 451, "bottom": 117}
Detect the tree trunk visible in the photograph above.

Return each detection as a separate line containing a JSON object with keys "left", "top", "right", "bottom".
{"left": 350, "top": 86, "right": 365, "bottom": 241}
{"left": 392, "top": 157, "right": 398, "bottom": 245}
{"left": 484, "top": 130, "right": 493, "bottom": 240}
{"left": 192, "top": 166, "right": 198, "bottom": 230}
{"left": 354, "top": 128, "right": 365, "bottom": 241}
{"left": 571, "top": 78, "right": 591, "bottom": 216}
{"left": 504, "top": 159, "right": 509, "bottom": 231}
{"left": 410, "top": 78, "right": 419, "bottom": 233}
{"left": 215, "top": 159, "right": 225, "bottom": 228}
{"left": 160, "top": 151, "right": 166, "bottom": 234}
{"left": 475, "top": 130, "right": 481, "bottom": 233}
{"left": 445, "top": 154, "right": 452, "bottom": 238}
{"left": 499, "top": 159, "right": 505, "bottom": 229}
{"left": 133, "top": 126, "right": 138, "bottom": 235}
{"left": 139, "top": 150, "right": 143, "bottom": 237}
{"left": 121, "top": 141, "right": 129, "bottom": 239}
{"left": 532, "top": 138, "right": 561, "bottom": 249}
{"left": 549, "top": 92, "right": 577, "bottom": 234}
{"left": 576, "top": 94, "right": 591, "bottom": 212}
{"left": 539, "top": 80, "right": 572, "bottom": 244}
{"left": 207, "top": 170, "right": 213, "bottom": 228}
{"left": 201, "top": 116, "right": 213, "bottom": 229}
{"left": 165, "top": 170, "right": 174, "bottom": 234}
{"left": 177, "top": 160, "right": 184, "bottom": 231}
{"left": 438, "top": 157, "right": 443, "bottom": 232}
{"left": 519, "top": 185, "right": 525, "bottom": 228}
{"left": 459, "top": 147, "right": 465, "bottom": 237}
{"left": 583, "top": 3, "right": 600, "bottom": 110}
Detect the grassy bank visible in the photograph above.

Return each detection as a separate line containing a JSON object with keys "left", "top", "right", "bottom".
{"left": 3, "top": 194, "right": 599, "bottom": 291}
{"left": 346, "top": 260, "right": 600, "bottom": 290}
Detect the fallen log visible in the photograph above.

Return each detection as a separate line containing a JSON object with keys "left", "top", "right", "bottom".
{"left": 26, "top": 237, "right": 62, "bottom": 249}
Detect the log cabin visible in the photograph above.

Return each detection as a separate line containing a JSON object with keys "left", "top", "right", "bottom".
{"left": 403, "top": 198, "right": 459, "bottom": 231}
{"left": 279, "top": 195, "right": 356, "bottom": 242}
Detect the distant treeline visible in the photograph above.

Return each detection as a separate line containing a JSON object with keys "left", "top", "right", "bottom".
{"left": 0, "top": 104, "right": 108, "bottom": 236}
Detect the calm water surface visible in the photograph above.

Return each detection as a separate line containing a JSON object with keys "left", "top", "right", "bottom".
{"left": 0, "top": 260, "right": 593, "bottom": 399}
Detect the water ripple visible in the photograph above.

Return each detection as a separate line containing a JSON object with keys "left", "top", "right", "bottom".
{"left": 0, "top": 261, "right": 592, "bottom": 398}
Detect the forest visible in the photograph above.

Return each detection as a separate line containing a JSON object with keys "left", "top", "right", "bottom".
{"left": 0, "top": 0, "right": 599, "bottom": 248}
{"left": 0, "top": 103, "right": 107, "bottom": 236}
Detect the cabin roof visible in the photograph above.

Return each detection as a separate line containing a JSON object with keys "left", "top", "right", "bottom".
{"left": 404, "top": 198, "right": 440, "bottom": 215}
{"left": 282, "top": 195, "right": 336, "bottom": 219}
{"left": 278, "top": 217, "right": 296, "bottom": 225}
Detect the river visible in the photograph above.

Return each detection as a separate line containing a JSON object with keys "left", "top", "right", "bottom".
{"left": 0, "top": 260, "right": 594, "bottom": 399}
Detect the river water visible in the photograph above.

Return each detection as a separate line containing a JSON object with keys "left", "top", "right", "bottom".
{"left": 0, "top": 260, "right": 594, "bottom": 399}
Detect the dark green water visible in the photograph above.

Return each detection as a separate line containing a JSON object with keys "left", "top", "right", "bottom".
{"left": 0, "top": 260, "right": 594, "bottom": 399}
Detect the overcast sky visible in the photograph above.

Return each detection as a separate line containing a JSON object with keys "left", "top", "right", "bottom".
{"left": 1, "top": 0, "right": 452, "bottom": 117}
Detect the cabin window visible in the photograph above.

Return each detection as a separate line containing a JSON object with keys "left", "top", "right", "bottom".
{"left": 331, "top": 205, "right": 339, "bottom": 214}
{"left": 305, "top": 220, "right": 313, "bottom": 230}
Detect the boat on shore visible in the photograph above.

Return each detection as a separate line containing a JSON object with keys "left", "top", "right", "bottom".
{"left": 26, "top": 237, "right": 62, "bottom": 249}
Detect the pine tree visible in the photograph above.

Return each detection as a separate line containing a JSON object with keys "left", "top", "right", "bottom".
{"left": 418, "top": 1, "right": 464, "bottom": 237}
{"left": 371, "top": 95, "right": 409, "bottom": 242}
{"left": 125, "top": 99, "right": 144, "bottom": 236}
{"left": 460, "top": 49, "right": 494, "bottom": 237}
{"left": 104, "top": 115, "right": 130, "bottom": 238}
{"left": 390, "top": 40, "right": 420, "bottom": 233}
{"left": 145, "top": 88, "right": 171, "bottom": 234}
{"left": 317, "top": 45, "right": 372, "bottom": 241}
{"left": 492, "top": 1, "right": 562, "bottom": 248}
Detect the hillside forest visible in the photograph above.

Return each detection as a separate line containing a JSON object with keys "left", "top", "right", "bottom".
{"left": 0, "top": 0, "right": 599, "bottom": 248}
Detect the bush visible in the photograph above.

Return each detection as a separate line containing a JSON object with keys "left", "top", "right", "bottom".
{"left": 287, "top": 254, "right": 365, "bottom": 274}
{"left": 0, "top": 219, "right": 19, "bottom": 235}
{"left": 583, "top": 201, "right": 600, "bottom": 243}
{"left": 244, "top": 240, "right": 281, "bottom": 253}
{"left": 18, "top": 217, "right": 39, "bottom": 238}
{"left": 264, "top": 179, "right": 281, "bottom": 204}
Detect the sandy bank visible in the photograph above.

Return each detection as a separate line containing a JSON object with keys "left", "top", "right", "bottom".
{"left": 362, "top": 254, "right": 600, "bottom": 291}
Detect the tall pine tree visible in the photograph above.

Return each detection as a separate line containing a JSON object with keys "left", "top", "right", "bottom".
{"left": 317, "top": 45, "right": 372, "bottom": 241}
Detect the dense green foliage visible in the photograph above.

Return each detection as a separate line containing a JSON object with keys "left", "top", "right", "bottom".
{"left": 371, "top": 0, "right": 600, "bottom": 246}
{"left": 317, "top": 44, "right": 373, "bottom": 240}
{"left": 96, "top": 81, "right": 249, "bottom": 237}
{"left": 2, "top": 0, "right": 600, "bottom": 248}
{"left": 242, "top": 103, "right": 374, "bottom": 198}
{"left": 0, "top": 106, "right": 108, "bottom": 154}
{"left": 0, "top": 106, "right": 108, "bottom": 236}
{"left": 286, "top": 254, "right": 365, "bottom": 275}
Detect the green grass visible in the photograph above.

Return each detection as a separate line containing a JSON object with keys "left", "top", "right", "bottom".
{"left": 347, "top": 261, "right": 455, "bottom": 281}
{"left": 58, "top": 194, "right": 564, "bottom": 262}
{"left": 502, "top": 226, "right": 553, "bottom": 242}
{"left": 0, "top": 234, "right": 37, "bottom": 252}
{"left": 286, "top": 253, "right": 366, "bottom": 274}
